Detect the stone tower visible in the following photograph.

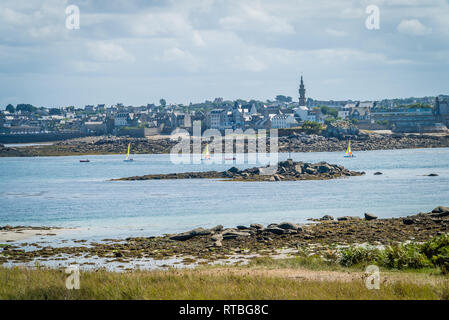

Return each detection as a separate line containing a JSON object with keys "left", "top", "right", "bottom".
{"left": 298, "top": 75, "right": 306, "bottom": 106}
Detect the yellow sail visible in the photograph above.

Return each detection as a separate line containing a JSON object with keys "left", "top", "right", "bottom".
{"left": 202, "top": 143, "right": 210, "bottom": 160}
{"left": 345, "top": 141, "right": 352, "bottom": 156}
{"left": 126, "top": 143, "right": 131, "bottom": 158}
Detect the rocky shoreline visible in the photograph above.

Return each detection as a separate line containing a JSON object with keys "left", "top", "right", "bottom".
{"left": 1, "top": 206, "right": 448, "bottom": 268}
{"left": 112, "top": 160, "right": 365, "bottom": 182}
{"left": 1, "top": 133, "right": 449, "bottom": 157}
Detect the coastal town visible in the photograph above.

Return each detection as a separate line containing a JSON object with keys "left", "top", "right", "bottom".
{"left": 2, "top": 77, "right": 449, "bottom": 144}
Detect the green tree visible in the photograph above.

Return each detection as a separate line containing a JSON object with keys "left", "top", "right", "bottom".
{"left": 301, "top": 121, "right": 323, "bottom": 134}
{"left": 275, "top": 95, "right": 292, "bottom": 103}
{"left": 5, "top": 104, "right": 15, "bottom": 113}
{"left": 160, "top": 99, "right": 167, "bottom": 108}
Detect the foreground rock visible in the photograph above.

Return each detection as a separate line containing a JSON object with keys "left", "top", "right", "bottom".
{"left": 1, "top": 207, "right": 449, "bottom": 266}
{"left": 2, "top": 206, "right": 449, "bottom": 268}
{"left": 112, "top": 160, "right": 365, "bottom": 182}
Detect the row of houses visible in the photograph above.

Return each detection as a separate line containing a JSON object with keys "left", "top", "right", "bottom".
{"left": 2, "top": 95, "right": 449, "bottom": 136}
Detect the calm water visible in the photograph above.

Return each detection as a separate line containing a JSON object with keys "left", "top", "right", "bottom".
{"left": 1, "top": 148, "right": 449, "bottom": 241}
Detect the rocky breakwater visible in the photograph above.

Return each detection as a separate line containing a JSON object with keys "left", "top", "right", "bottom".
{"left": 112, "top": 159, "right": 365, "bottom": 182}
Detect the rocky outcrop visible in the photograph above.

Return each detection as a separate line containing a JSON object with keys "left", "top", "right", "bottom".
{"left": 113, "top": 160, "right": 365, "bottom": 182}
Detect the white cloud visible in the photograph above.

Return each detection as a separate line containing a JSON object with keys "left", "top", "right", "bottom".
{"left": 397, "top": 19, "right": 432, "bottom": 35}
{"left": 87, "top": 42, "right": 135, "bottom": 63}
{"left": 325, "top": 28, "right": 347, "bottom": 37}
{"left": 219, "top": 2, "right": 295, "bottom": 34}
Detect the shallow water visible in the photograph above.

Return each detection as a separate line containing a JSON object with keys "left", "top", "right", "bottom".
{"left": 1, "top": 148, "right": 448, "bottom": 242}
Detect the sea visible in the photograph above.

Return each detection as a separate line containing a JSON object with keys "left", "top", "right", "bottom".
{"left": 1, "top": 148, "right": 449, "bottom": 242}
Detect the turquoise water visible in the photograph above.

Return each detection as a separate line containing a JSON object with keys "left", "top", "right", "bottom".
{"left": 1, "top": 148, "right": 449, "bottom": 241}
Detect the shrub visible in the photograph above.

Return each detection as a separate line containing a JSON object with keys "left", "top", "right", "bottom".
{"left": 339, "top": 246, "right": 380, "bottom": 267}
{"left": 420, "top": 234, "right": 449, "bottom": 274}
{"left": 378, "top": 244, "right": 432, "bottom": 270}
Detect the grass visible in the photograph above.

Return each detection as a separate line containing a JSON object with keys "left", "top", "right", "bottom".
{"left": 1, "top": 260, "right": 449, "bottom": 300}
{"left": 1, "top": 234, "right": 448, "bottom": 300}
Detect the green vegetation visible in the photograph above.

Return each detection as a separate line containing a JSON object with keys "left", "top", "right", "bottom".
{"left": 301, "top": 121, "right": 323, "bottom": 134}
{"left": 339, "top": 234, "right": 449, "bottom": 273}
{"left": 1, "top": 259, "right": 448, "bottom": 300}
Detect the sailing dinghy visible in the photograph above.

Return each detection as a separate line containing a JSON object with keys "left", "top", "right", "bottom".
{"left": 124, "top": 143, "right": 134, "bottom": 162}
{"left": 202, "top": 143, "right": 211, "bottom": 161}
{"left": 344, "top": 141, "right": 355, "bottom": 158}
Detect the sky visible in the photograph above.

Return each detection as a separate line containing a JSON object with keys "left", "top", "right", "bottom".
{"left": 0, "top": 0, "right": 448, "bottom": 108}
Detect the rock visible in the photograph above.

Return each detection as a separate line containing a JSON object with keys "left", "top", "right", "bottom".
{"left": 428, "top": 173, "right": 438, "bottom": 177}
{"left": 364, "top": 213, "right": 377, "bottom": 221}
{"left": 250, "top": 223, "right": 264, "bottom": 230}
{"left": 236, "top": 225, "right": 249, "bottom": 230}
{"left": 305, "top": 167, "right": 317, "bottom": 175}
{"left": 228, "top": 167, "right": 240, "bottom": 173}
{"left": 211, "top": 234, "right": 223, "bottom": 242}
{"left": 278, "top": 222, "right": 300, "bottom": 230}
{"left": 221, "top": 229, "right": 251, "bottom": 240}
{"left": 170, "top": 227, "right": 211, "bottom": 241}
{"left": 403, "top": 218, "right": 416, "bottom": 225}
{"left": 317, "top": 163, "right": 332, "bottom": 173}
{"left": 337, "top": 216, "right": 361, "bottom": 221}
{"left": 265, "top": 227, "right": 285, "bottom": 235}
{"left": 273, "top": 174, "right": 282, "bottom": 181}
{"left": 373, "top": 172, "right": 383, "bottom": 175}
{"left": 214, "top": 240, "right": 222, "bottom": 247}
{"left": 320, "top": 215, "right": 334, "bottom": 221}
{"left": 210, "top": 225, "right": 224, "bottom": 232}
{"left": 432, "top": 206, "right": 449, "bottom": 213}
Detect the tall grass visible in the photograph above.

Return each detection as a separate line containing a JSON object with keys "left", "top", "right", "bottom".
{"left": 0, "top": 266, "right": 448, "bottom": 300}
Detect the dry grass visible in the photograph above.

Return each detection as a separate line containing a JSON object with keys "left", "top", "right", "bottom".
{"left": 1, "top": 264, "right": 449, "bottom": 300}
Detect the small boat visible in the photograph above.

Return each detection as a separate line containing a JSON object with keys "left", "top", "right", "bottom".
{"left": 202, "top": 143, "right": 211, "bottom": 161}
{"left": 124, "top": 143, "right": 134, "bottom": 162}
{"left": 80, "top": 159, "right": 90, "bottom": 163}
{"left": 344, "top": 141, "right": 355, "bottom": 158}
{"left": 225, "top": 157, "right": 236, "bottom": 161}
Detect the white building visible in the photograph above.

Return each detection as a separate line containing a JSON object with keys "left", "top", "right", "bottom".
{"left": 294, "top": 106, "right": 309, "bottom": 122}
{"left": 114, "top": 112, "right": 129, "bottom": 127}
{"left": 271, "top": 114, "right": 297, "bottom": 129}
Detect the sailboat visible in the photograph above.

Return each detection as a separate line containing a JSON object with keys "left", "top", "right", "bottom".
{"left": 124, "top": 143, "right": 134, "bottom": 162}
{"left": 202, "top": 143, "right": 211, "bottom": 161}
{"left": 344, "top": 141, "right": 355, "bottom": 158}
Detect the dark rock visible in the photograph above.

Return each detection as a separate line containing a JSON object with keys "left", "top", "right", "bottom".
{"left": 373, "top": 172, "right": 383, "bottom": 175}
{"left": 428, "top": 173, "right": 439, "bottom": 177}
{"left": 403, "top": 218, "right": 416, "bottom": 225}
{"left": 431, "top": 206, "right": 449, "bottom": 213}
{"left": 364, "top": 213, "right": 378, "bottom": 221}
{"left": 236, "top": 225, "right": 250, "bottom": 230}
{"left": 170, "top": 227, "right": 211, "bottom": 241}
{"left": 278, "top": 222, "right": 300, "bottom": 230}
{"left": 228, "top": 167, "right": 240, "bottom": 173}
{"left": 320, "top": 215, "right": 334, "bottom": 221}
{"left": 265, "top": 227, "right": 285, "bottom": 235}
{"left": 337, "top": 216, "right": 361, "bottom": 221}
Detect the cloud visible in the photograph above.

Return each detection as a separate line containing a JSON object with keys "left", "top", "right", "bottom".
{"left": 325, "top": 28, "right": 347, "bottom": 37}
{"left": 397, "top": 19, "right": 432, "bottom": 35}
{"left": 87, "top": 42, "right": 135, "bottom": 63}
{"left": 219, "top": 2, "right": 295, "bottom": 34}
